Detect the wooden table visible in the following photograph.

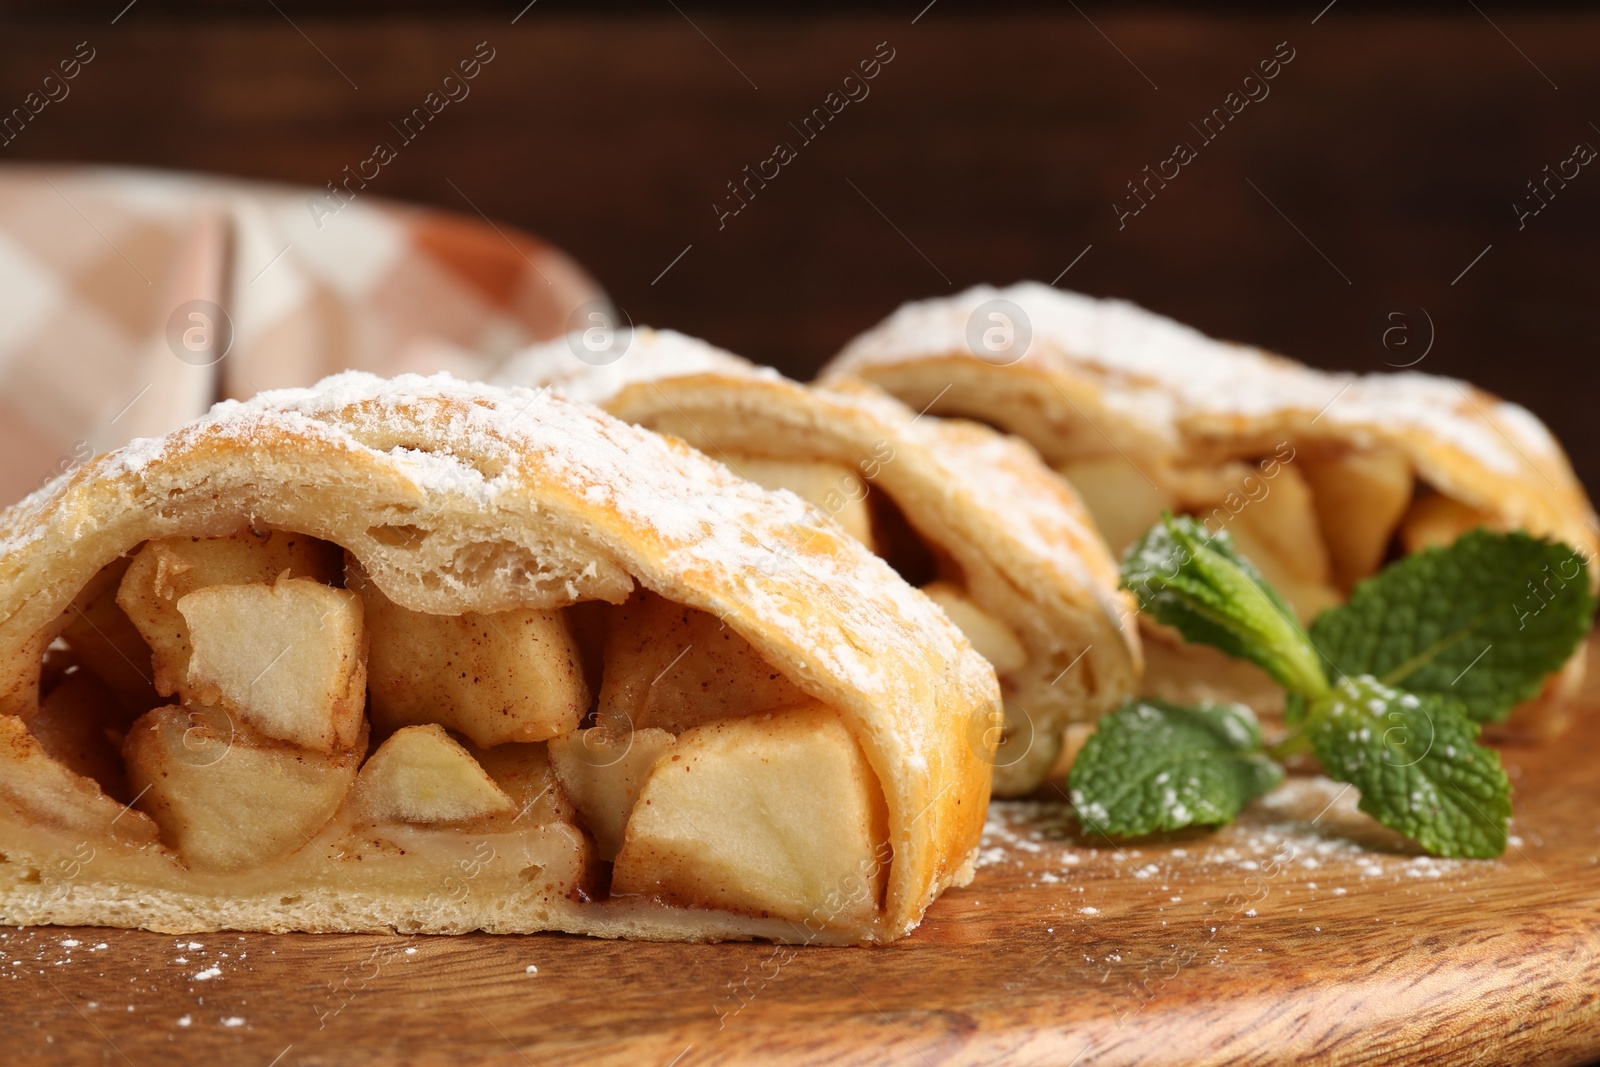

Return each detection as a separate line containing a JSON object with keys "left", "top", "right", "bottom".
{"left": 6, "top": 661, "right": 1598, "bottom": 1066}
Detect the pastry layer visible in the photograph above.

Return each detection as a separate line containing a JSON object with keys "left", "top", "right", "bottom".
{"left": 497, "top": 329, "right": 1143, "bottom": 794}
{"left": 0, "top": 372, "right": 999, "bottom": 942}
{"left": 823, "top": 283, "right": 1598, "bottom": 735}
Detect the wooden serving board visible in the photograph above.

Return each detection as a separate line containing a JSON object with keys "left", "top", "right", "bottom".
{"left": 6, "top": 671, "right": 1600, "bottom": 1066}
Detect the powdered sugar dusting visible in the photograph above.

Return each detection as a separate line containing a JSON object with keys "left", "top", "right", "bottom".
{"left": 973, "top": 794, "right": 1469, "bottom": 975}
{"left": 830, "top": 282, "right": 1563, "bottom": 477}
{"left": 914, "top": 412, "right": 1127, "bottom": 622}
{"left": 494, "top": 327, "right": 779, "bottom": 405}
{"left": 976, "top": 773, "right": 1490, "bottom": 918}
{"left": 272, "top": 377, "right": 958, "bottom": 699}
{"left": 500, "top": 327, "right": 1132, "bottom": 653}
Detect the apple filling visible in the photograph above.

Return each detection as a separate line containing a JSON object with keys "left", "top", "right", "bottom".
{"left": 1055, "top": 445, "right": 1510, "bottom": 624}
{"left": 1058, "top": 445, "right": 1586, "bottom": 731}
{"left": 722, "top": 449, "right": 1033, "bottom": 695}
{"left": 712, "top": 449, "right": 1064, "bottom": 786}
{"left": 16, "top": 526, "right": 892, "bottom": 932}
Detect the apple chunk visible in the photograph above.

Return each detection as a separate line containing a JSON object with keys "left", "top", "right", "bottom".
{"left": 178, "top": 577, "right": 366, "bottom": 752}
{"left": 117, "top": 529, "right": 342, "bottom": 698}
{"left": 0, "top": 715, "right": 157, "bottom": 847}
{"left": 919, "top": 581, "right": 1028, "bottom": 676}
{"left": 354, "top": 724, "right": 513, "bottom": 825}
{"left": 30, "top": 672, "right": 131, "bottom": 799}
{"left": 1301, "top": 449, "right": 1413, "bottom": 587}
{"left": 123, "top": 705, "right": 361, "bottom": 871}
{"left": 598, "top": 592, "right": 808, "bottom": 734}
{"left": 349, "top": 567, "right": 588, "bottom": 747}
{"left": 727, "top": 453, "right": 876, "bottom": 550}
{"left": 1057, "top": 455, "right": 1174, "bottom": 555}
{"left": 1212, "top": 462, "right": 1331, "bottom": 584}
{"left": 549, "top": 727, "right": 676, "bottom": 860}
{"left": 611, "top": 705, "right": 889, "bottom": 925}
{"left": 58, "top": 557, "right": 158, "bottom": 713}
{"left": 472, "top": 740, "right": 579, "bottom": 828}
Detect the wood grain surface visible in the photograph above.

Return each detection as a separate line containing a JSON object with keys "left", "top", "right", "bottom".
{"left": 5, "top": 644, "right": 1599, "bottom": 1067}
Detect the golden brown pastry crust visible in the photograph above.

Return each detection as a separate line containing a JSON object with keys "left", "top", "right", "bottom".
{"left": 824, "top": 284, "right": 1596, "bottom": 566}
{"left": 822, "top": 283, "right": 1598, "bottom": 731}
{"left": 497, "top": 330, "right": 1143, "bottom": 795}
{"left": 0, "top": 372, "right": 997, "bottom": 942}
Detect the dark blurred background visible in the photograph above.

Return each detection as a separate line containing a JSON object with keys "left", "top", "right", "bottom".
{"left": 3, "top": 1, "right": 1599, "bottom": 484}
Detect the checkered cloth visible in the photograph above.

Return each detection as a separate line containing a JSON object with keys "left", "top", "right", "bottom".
{"left": 0, "top": 165, "right": 604, "bottom": 505}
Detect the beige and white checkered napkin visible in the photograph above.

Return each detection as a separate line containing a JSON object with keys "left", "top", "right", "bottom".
{"left": 0, "top": 164, "right": 604, "bottom": 505}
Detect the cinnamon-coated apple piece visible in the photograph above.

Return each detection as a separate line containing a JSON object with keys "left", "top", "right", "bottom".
{"left": 178, "top": 576, "right": 366, "bottom": 752}
{"left": 919, "top": 581, "right": 1028, "bottom": 676}
{"left": 116, "top": 529, "right": 342, "bottom": 697}
{"left": 1301, "top": 449, "right": 1414, "bottom": 588}
{"left": 548, "top": 727, "right": 676, "bottom": 860}
{"left": 597, "top": 592, "right": 808, "bottom": 734}
{"left": 123, "top": 705, "right": 362, "bottom": 871}
{"left": 354, "top": 724, "right": 514, "bottom": 825}
{"left": 726, "top": 453, "right": 876, "bottom": 550}
{"left": 611, "top": 704, "right": 888, "bottom": 925}
{"left": 348, "top": 565, "right": 588, "bottom": 748}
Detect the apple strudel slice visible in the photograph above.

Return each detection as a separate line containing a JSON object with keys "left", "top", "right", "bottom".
{"left": 0, "top": 372, "right": 997, "bottom": 943}
{"left": 496, "top": 329, "right": 1142, "bottom": 795}
{"left": 823, "top": 283, "right": 1599, "bottom": 736}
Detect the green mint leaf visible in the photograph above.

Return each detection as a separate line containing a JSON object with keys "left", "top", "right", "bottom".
{"left": 1121, "top": 515, "right": 1330, "bottom": 699}
{"left": 1068, "top": 698, "right": 1284, "bottom": 837}
{"left": 1309, "top": 530, "right": 1594, "bottom": 723}
{"left": 1305, "top": 675, "right": 1510, "bottom": 858}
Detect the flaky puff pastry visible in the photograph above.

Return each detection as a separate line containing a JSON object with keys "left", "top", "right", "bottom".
{"left": 0, "top": 373, "right": 996, "bottom": 943}
{"left": 823, "top": 283, "right": 1598, "bottom": 737}
{"left": 497, "top": 329, "right": 1142, "bottom": 794}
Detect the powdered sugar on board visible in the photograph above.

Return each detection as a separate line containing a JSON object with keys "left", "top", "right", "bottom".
{"left": 960, "top": 773, "right": 1539, "bottom": 991}
{"left": 974, "top": 774, "right": 1494, "bottom": 934}
{"left": 0, "top": 932, "right": 263, "bottom": 1031}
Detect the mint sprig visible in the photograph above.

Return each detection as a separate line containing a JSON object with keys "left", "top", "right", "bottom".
{"left": 1306, "top": 676, "right": 1510, "bottom": 858}
{"left": 1069, "top": 517, "right": 1590, "bottom": 858}
{"left": 1309, "top": 529, "right": 1593, "bottom": 723}
{"left": 1122, "top": 516, "right": 1329, "bottom": 699}
{"left": 1068, "top": 699, "right": 1283, "bottom": 837}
